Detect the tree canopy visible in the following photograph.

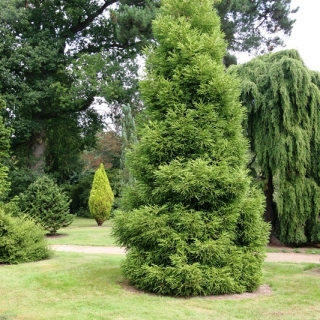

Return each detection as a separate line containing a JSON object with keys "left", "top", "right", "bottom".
{"left": 0, "top": 0, "right": 158, "bottom": 180}
{"left": 216, "top": 0, "right": 298, "bottom": 54}
{"left": 231, "top": 49, "right": 320, "bottom": 244}
{"left": 0, "top": 0, "right": 298, "bottom": 185}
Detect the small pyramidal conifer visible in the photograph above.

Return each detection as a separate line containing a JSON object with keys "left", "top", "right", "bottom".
{"left": 89, "top": 163, "right": 114, "bottom": 226}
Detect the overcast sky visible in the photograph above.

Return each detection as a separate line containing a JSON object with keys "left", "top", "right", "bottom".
{"left": 237, "top": 0, "right": 320, "bottom": 72}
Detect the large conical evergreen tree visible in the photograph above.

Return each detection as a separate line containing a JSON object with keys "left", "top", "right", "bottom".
{"left": 113, "top": 0, "right": 269, "bottom": 297}
{"left": 231, "top": 50, "right": 320, "bottom": 245}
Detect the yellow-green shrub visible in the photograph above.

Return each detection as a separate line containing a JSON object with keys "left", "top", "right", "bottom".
{"left": 89, "top": 163, "right": 114, "bottom": 226}
{"left": 0, "top": 210, "right": 51, "bottom": 264}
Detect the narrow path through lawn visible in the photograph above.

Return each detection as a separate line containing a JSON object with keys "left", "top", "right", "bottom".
{"left": 51, "top": 245, "right": 320, "bottom": 263}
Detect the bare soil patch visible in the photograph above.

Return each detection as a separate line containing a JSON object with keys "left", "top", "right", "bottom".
{"left": 120, "top": 280, "right": 272, "bottom": 300}
{"left": 205, "top": 284, "right": 273, "bottom": 300}
{"left": 305, "top": 267, "right": 320, "bottom": 274}
{"left": 46, "top": 233, "right": 68, "bottom": 239}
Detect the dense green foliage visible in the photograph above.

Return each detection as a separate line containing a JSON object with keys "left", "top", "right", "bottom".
{"left": 216, "top": 0, "right": 298, "bottom": 54}
{"left": 0, "top": 98, "right": 11, "bottom": 200}
{"left": 113, "top": 0, "right": 269, "bottom": 297}
{"left": 19, "top": 175, "right": 73, "bottom": 234}
{"left": 0, "top": 210, "right": 51, "bottom": 264}
{"left": 89, "top": 163, "right": 114, "bottom": 226}
{"left": 7, "top": 167, "right": 40, "bottom": 200}
{"left": 120, "top": 104, "right": 138, "bottom": 189}
{"left": 231, "top": 50, "right": 320, "bottom": 245}
{"left": 66, "top": 171, "right": 94, "bottom": 218}
{"left": 0, "top": 0, "right": 297, "bottom": 186}
{"left": 0, "top": 0, "right": 158, "bottom": 180}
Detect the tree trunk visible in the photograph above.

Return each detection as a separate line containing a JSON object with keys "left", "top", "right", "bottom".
{"left": 264, "top": 169, "right": 274, "bottom": 224}
{"left": 31, "top": 129, "right": 46, "bottom": 171}
{"left": 264, "top": 169, "right": 282, "bottom": 245}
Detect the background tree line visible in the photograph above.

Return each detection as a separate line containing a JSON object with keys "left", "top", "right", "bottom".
{"left": 1, "top": 0, "right": 312, "bottom": 246}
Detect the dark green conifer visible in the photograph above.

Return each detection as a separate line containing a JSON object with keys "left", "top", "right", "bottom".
{"left": 19, "top": 175, "right": 73, "bottom": 234}
{"left": 113, "top": 0, "right": 269, "bottom": 296}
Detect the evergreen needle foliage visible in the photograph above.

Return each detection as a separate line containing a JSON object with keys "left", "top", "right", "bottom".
{"left": 231, "top": 50, "right": 320, "bottom": 245}
{"left": 89, "top": 163, "right": 114, "bottom": 226}
{"left": 113, "top": 0, "right": 269, "bottom": 297}
{"left": 19, "top": 175, "right": 73, "bottom": 234}
{"left": 0, "top": 210, "right": 51, "bottom": 264}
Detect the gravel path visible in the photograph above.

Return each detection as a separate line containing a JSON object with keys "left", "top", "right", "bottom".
{"left": 51, "top": 245, "right": 320, "bottom": 263}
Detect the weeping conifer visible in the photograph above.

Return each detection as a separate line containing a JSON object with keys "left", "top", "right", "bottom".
{"left": 231, "top": 50, "right": 320, "bottom": 244}
{"left": 113, "top": 0, "right": 269, "bottom": 296}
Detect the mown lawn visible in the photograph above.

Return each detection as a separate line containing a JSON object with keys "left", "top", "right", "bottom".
{"left": 3, "top": 217, "right": 320, "bottom": 319}
{"left": 1, "top": 252, "right": 320, "bottom": 320}
{"left": 47, "top": 217, "right": 117, "bottom": 247}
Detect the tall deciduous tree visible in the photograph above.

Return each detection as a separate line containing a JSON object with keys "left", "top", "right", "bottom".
{"left": 0, "top": 0, "right": 158, "bottom": 179}
{"left": 232, "top": 49, "right": 320, "bottom": 245}
{"left": 113, "top": 0, "right": 269, "bottom": 297}
{"left": 0, "top": 0, "right": 297, "bottom": 181}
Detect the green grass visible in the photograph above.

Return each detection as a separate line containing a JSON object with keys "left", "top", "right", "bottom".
{"left": 47, "top": 217, "right": 117, "bottom": 247}
{"left": 3, "top": 217, "right": 320, "bottom": 319}
{"left": 52, "top": 218, "right": 320, "bottom": 256}
{"left": 267, "top": 247, "right": 320, "bottom": 254}
{"left": 305, "top": 248, "right": 320, "bottom": 254}
{"left": 1, "top": 253, "right": 320, "bottom": 320}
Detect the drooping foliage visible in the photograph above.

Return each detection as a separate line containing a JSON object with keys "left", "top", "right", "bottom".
{"left": 89, "top": 163, "right": 114, "bottom": 226}
{"left": 231, "top": 49, "right": 320, "bottom": 244}
{"left": 0, "top": 209, "right": 51, "bottom": 264}
{"left": 112, "top": 0, "right": 269, "bottom": 297}
{"left": 19, "top": 175, "right": 73, "bottom": 234}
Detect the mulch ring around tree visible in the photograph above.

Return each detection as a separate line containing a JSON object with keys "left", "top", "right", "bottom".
{"left": 120, "top": 280, "right": 273, "bottom": 300}
{"left": 46, "top": 233, "right": 69, "bottom": 239}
